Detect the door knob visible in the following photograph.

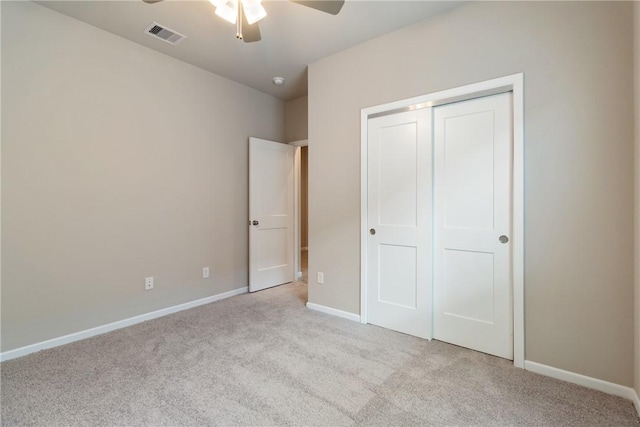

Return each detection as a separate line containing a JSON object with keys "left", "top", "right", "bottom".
{"left": 369, "top": 228, "right": 376, "bottom": 235}
{"left": 252, "top": 220, "right": 259, "bottom": 226}
{"left": 499, "top": 235, "right": 509, "bottom": 244}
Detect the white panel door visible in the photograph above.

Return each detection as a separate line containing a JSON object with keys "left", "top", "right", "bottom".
{"left": 249, "top": 137, "right": 295, "bottom": 292}
{"left": 367, "top": 109, "right": 432, "bottom": 339}
{"left": 433, "top": 93, "right": 513, "bottom": 359}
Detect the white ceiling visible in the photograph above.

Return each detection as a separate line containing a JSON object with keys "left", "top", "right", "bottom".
{"left": 38, "top": 0, "right": 464, "bottom": 101}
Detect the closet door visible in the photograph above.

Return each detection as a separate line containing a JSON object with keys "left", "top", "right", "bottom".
{"left": 366, "top": 108, "right": 432, "bottom": 339}
{"left": 433, "top": 93, "right": 513, "bottom": 359}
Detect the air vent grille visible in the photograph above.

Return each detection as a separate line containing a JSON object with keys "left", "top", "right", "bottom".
{"left": 144, "top": 22, "right": 187, "bottom": 45}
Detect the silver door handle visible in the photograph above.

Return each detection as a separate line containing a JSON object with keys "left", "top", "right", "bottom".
{"left": 369, "top": 228, "right": 376, "bottom": 235}
{"left": 252, "top": 220, "right": 259, "bottom": 226}
{"left": 499, "top": 235, "right": 509, "bottom": 244}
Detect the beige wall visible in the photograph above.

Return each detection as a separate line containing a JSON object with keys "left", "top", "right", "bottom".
{"left": 0, "top": 1, "right": 3, "bottom": 339}
{"left": 285, "top": 96, "right": 308, "bottom": 143}
{"left": 634, "top": 0, "right": 640, "bottom": 400}
{"left": 1, "top": 1, "right": 284, "bottom": 352}
{"left": 308, "top": 1, "right": 634, "bottom": 386}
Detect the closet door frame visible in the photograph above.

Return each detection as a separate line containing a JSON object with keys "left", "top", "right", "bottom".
{"left": 359, "top": 73, "right": 525, "bottom": 368}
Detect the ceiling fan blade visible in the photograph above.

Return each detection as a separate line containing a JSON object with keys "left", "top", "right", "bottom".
{"left": 142, "top": 0, "right": 164, "bottom": 3}
{"left": 291, "top": 0, "right": 344, "bottom": 15}
{"left": 241, "top": 16, "right": 261, "bottom": 43}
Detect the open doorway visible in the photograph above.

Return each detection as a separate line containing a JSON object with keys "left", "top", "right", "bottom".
{"left": 300, "top": 146, "right": 308, "bottom": 283}
{"left": 293, "top": 141, "right": 309, "bottom": 285}
{"left": 286, "top": 95, "right": 309, "bottom": 286}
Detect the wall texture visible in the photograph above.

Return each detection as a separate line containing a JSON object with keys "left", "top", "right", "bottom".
{"left": 285, "top": 96, "right": 308, "bottom": 143}
{"left": 1, "top": 1, "right": 284, "bottom": 352}
{"left": 634, "top": 0, "right": 640, "bottom": 401}
{"left": 308, "top": 1, "right": 634, "bottom": 386}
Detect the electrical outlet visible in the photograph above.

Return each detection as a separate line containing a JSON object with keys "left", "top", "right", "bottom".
{"left": 145, "top": 276, "right": 154, "bottom": 290}
{"left": 317, "top": 272, "right": 324, "bottom": 284}
{"left": 203, "top": 267, "right": 210, "bottom": 279}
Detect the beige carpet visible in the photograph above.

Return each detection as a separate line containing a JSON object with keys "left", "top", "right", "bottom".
{"left": 1, "top": 282, "right": 639, "bottom": 426}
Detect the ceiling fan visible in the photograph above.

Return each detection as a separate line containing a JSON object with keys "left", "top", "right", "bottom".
{"left": 142, "top": 0, "right": 345, "bottom": 43}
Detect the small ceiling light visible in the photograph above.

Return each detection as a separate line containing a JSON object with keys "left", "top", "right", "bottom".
{"left": 272, "top": 77, "right": 285, "bottom": 86}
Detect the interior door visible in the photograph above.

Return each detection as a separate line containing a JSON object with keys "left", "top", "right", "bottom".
{"left": 249, "top": 137, "right": 295, "bottom": 292}
{"left": 366, "top": 108, "right": 432, "bottom": 339}
{"left": 433, "top": 93, "right": 513, "bottom": 359}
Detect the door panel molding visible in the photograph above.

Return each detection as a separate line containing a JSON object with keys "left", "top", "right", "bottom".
{"left": 360, "top": 73, "right": 525, "bottom": 368}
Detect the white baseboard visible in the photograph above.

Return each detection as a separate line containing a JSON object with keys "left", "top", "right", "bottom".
{"left": 306, "top": 302, "right": 360, "bottom": 322}
{"left": 296, "top": 271, "right": 302, "bottom": 279}
{"left": 0, "top": 286, "right": 248, "bottom": 362}
{"left": 633, "top": 388, "right": 640, "bottom": 418}
{"left": 524, "top": 360, "right": 638, "bottom": 404}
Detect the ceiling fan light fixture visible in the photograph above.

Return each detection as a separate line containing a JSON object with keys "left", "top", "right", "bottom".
{"left": 214, "top": 0, "right": 238, "bottom": 24}
{"left": 242, "top": 0, "right": 267, "bottom": 25}
{"left": 147, "top": 0, "right": 343, "bottom": 44}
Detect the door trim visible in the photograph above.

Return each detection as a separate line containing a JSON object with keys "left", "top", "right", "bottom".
{"left": 360, "top": 73, "right": 525, "bottom": 368}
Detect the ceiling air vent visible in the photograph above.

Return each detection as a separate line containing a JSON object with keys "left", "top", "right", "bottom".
{"left": 144, "top": 22, "right": 187, "bottom": 45}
